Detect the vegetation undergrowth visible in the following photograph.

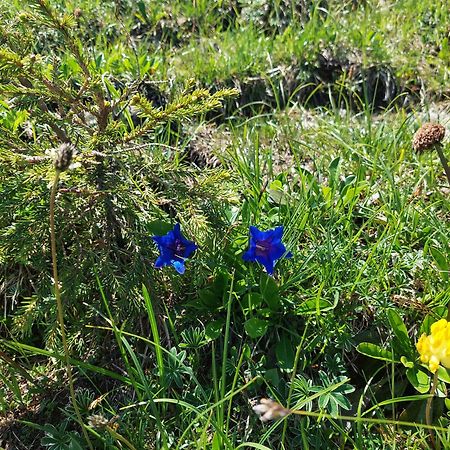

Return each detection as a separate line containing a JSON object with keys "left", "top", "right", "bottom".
{"left": 0, "top": 1, "right": 449, "bottom": 449}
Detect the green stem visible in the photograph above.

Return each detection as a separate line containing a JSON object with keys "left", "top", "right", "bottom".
{"left": 220, "top": 271, "right": 234, "bottom": 426}
{"left": 435, "top": 144, "right": 450, "bottom": 186}
{"left": 106, "top": 425, "right": 138, "bottom": 450}
{"left": 50, "top": 170, "right": 93, "bottom": 449}
{"left": 425, "top": 371, "right": 439, "bottom": 449}
{"left": 289, "top": 405, "right": 443, "bottom": 431}
{"left": 281, "top": 320, "right": 310, "bottom": 446}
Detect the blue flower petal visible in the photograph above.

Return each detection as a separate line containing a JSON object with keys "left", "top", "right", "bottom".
{"left": 255, "top": 253, "right": 275, "bottom": 275}
{"left": 152, "top": 223, "right": 196, "bottom": 274}
{"left": 271, "top": 226, "right": 284, "bottom": 241}
{"left": 242, "top": 247, "right": 256, "bottom": 261}
{"left": 172, "top": 259, "right": 186, "bottom": 274}
{"left": 152, "top": 235, "right": 164, "bottom": 246}
{"left": 155, "top": 254, "right": 170, "bottom": 268}
{"left": 172, "top": 223, "right": 182, "bottom": 237}
{"left": 183, "top": 241, "right": 198, "bottom": 258}
{"left": 267, "top": 243, "right": 286, "bottom": 261}
{"left": 242, "top": 225, "right": 291, "bottom": 275}
{"left": 249, "top": 225, "right": 266, "bottom": 241}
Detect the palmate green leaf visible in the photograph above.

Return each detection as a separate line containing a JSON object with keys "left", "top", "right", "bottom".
{"left": 40, "top": 423, "right": 84, "bottom": 450}
{"left": 318, "top": 392, "right": 330, "bottom": 410}
{"left": 356, "top": 342, "right": 398, "bottom": 363}
{"left": 332, "top": 392, "right": 352, "bottom": 410}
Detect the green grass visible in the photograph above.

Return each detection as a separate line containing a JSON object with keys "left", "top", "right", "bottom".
{"left": 1, "top": 0, "right": 450, "bottom": 449}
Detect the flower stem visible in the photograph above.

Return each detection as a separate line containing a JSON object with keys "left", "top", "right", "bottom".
{"left": 50, "top": 170, "right": 93, "bottom": 449}
{"left": 435, "top": 144, "right": 450, "bottom": 186}
{"left": 425, "top": 372, "right": 439, "bottom": 449}
{"left": 106, "top": 426, "right": 137, "bottom": 450}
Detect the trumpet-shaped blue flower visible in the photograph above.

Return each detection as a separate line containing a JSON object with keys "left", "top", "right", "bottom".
{"left": 152, "top": 223, "right": 197, "bottom": 274}
{"left": 242, "top": 226, "right": 292, "bottom": 275}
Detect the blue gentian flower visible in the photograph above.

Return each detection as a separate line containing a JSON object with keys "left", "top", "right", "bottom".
{"left": 242, "top": 226, "right": 292, "bottom": 275}
{"left": 152, "top": 223, "right": 197, "bottom": 274}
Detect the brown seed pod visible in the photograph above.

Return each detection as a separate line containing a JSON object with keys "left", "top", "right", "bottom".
{"left": 53, "top": 143, "right": 75, "bottom": 172}
{"left": 412, "top": 122, "right": 446, "bottom": 153}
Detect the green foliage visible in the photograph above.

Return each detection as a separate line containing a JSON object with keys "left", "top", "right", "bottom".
{"left": 1, "top": 0, "right": 450, "bottom": 449}
{"left": 40, "top": 423, "right": 84, "bottom": 450}
{"left": 0, "top": 0, "right": 237, "bottom": 348}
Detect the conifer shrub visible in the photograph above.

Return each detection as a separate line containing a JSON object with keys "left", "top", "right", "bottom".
{"left": 0, "top": 0, "right": 237, "bottom": 350}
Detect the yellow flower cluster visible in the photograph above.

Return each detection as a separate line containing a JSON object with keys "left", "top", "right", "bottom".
{"left": 416, "top": 319, "right": 450, "bottom": 373}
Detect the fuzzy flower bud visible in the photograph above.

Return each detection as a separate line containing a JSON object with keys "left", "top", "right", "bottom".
{"left": 252, "top": 398, "right": 290, "bottom": 422}
{"left": 52, "top": 143, "right": 75, "bottom": 172}
{"left": 88, "top": 414, "right": 109, "bottom": 429}
{"left": 412, "top": 123, "right": 446, "bottom": 153}
{"left": 416, "top": 319, "right": 450, "bottom": 373}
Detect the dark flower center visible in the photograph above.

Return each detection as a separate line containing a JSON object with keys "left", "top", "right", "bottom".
{"left": 169, "top": 239, "right": 186, "bottom": 257}
{"left": 255, "top": 239, "right": 272, "bottom": 257}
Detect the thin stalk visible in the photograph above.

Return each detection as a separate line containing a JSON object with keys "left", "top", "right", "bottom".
{"left": 211, "top": 342, "right": 219, "bottom": 420}
{"left": 220, "top": 271, "right": 235, "bottom": 427}
{"left": 225, "top": 344, "right": 246, "bottom": 437}
{"left": 106, "top": 425, "right": 138, "bottom": 450}
{"left": 425, "top": 372, "right": 439, "bottom": 449}
{"left": 289, "top": 406, "right": 447, "bottom": 431}
{"left": 50, "top": 170, "right": 93, "bottom": 449}
{"left": 435, "top": 144, "right": 450, "bottom": 186}
{"left": 281, "top": 320, "right": 310, "bottom": 446}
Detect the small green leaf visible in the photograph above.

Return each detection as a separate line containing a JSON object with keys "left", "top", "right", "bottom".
{"left": 332, "top": 392, "right": 352, "bottom": 410}
{"left": 328, "top": 156, "right": 341, "bottom": 189}
{"left": 419, "top": 307, "right": 447, "bottom": 335}
{"left": 406, "top": 367, "right": 430, "bottom": 393}
{"left": 430, "top": 247, "right": 449, "bottom": 281}
{"left": 275, "top": 334, "right": 295, "bottom": 370}
{"left": 400, "top": 356, "right": 414, "bottom": 368}
{"left": 318, "top": 393, "right": 330, "bottom": 410}
{"left": 445, "top": 398, "right": 450, "bottom": 411}
{"left": 296, "top": 298, "right": 333, "bottom": 315}
{"left": 356, "top": 342, "right": 397, "bottom": 362}
{"left": 264, "top": 368, "right": 280, "bottom": 386}
{"left": 260, "top": 273, "right": 281, "bottom": 311}
{"left": 198, "top": 289, "right": 221, "bottom": 309}
{"left": 244, "top": 318, "right": 269, "bottom": 338}
{"left": 437, "top": 366, "right": 450, "bottom": 384}
{"left": 268, "top": 180, "right": 287, "bottom": 204}
{"left": 212, "top": 432, "right": 221, "bottom": 450}
{"left": 147, "top": 220, "right": 173, "bottom": 235}
{"left": 243, "top": 292, "right": 264, "bottom": 310}
{"left": 205, "top": 320, "right": 224, "bottom": 340}
{"left": 387, "top": 309, "right": 413, "bottom": 357}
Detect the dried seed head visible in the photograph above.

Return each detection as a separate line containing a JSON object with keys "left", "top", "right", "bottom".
{"left": 53, "top": 143, "right": 75, "bottom": 172}
{"left": 88, "top": 414, "right": 109, "bottom": 429}
{"left": 73, "top": 8, "right": 83, "bottom": 18}
{"left": 252, "top": 398, "right": 290, "bottom": 422}
{"left": 412, "top": 123, "right": 446, "bottom": 153}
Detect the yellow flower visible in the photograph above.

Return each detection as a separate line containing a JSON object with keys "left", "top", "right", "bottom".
{"left": 416, "top": 319, "right": 450, "bottom": 373}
